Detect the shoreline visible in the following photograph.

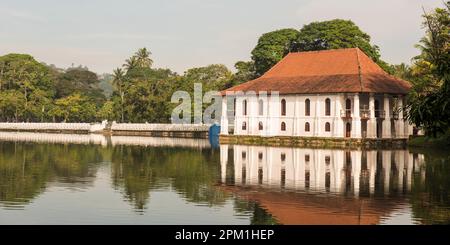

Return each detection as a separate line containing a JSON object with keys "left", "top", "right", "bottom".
{"left": 220, "top": 135, "right": 409, "bottom": 150}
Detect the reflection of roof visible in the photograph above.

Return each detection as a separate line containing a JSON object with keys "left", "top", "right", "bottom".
{"left": 223, "top": 186, "right": 408, "bottom": 225}
{"left": 222, "top": 48, "right": 411, "bottom": 95}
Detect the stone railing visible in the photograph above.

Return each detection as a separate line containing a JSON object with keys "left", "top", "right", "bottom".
{"left": 340, "top": 110, "right": 352, "bottom": 119}
{"left": 0, "top": 121, "right": 107, "bottom": 133}
{"left": 110, "top": 122, "right": 211, "bottom": 132}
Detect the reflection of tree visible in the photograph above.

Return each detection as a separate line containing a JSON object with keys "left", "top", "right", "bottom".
{"left": 0, "top": 142, "right": 102, "bottom": 206}
{"left": 410, "top": 150, "right": 450, "bottom": 224}
{"left": 111, "top": 145, "right": 155, "bottom": 210}
{"left": 233, "top": 199, "right": 279, "bottom": 225}
{"left": 110, "top": 145, "right": 228, "bottom": 211}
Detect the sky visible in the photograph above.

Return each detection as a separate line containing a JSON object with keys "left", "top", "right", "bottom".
{"left": 0, "top": 0, "right": 444, "bottom": 74}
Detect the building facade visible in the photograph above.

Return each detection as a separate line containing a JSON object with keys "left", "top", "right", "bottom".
{"left": 220, "top": 48, "right": 413, "bottom": 139}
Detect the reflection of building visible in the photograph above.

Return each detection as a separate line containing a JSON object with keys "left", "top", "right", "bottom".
{"left": 220, "top": 48, "right": 413, "bottom": 139}
{"left": 220, "top": 145, "right": 426, "bottom": 224}
{"left": 221, "top": 145, "right": 424, "bottom": 195}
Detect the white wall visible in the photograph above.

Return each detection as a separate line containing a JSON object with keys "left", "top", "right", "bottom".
{"left": 225, "top": 93, "right": 411, "bottom": 139}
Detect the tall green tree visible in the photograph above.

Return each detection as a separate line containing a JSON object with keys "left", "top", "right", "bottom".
{"left": 295, "top": 19, "right": 392, "bottom": 73}
{"left": 406, "top": 2, "right": 450, "bottom": 137}
{"left": 251, "top": 28, "right": 300, "bottom": 76}
{"left": 55, "top": 67, "right": 106, "bottom": 106}
{"left": 135, "top": 47, "right": 153, "bottom": 68}
{"left": 112, "top": 68, "right": 126, "bottom": 122}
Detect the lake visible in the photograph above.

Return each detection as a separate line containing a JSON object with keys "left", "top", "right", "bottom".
{"left": 0, "top": 132, "right": 448, "bottom": 225}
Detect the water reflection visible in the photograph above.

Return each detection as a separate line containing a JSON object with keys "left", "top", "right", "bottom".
{"left": 221, "top": 145, "right": 423, "bottom": 195}
{"left": 0, "top": 132, "right": 448, "bottom": 224}
{"left": 220, "top": 145, "right": 450, "bottom": 224}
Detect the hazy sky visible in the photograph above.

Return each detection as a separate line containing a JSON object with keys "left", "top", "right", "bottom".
{"left": 0, "top": 0, "right": 443, "bottom": 74}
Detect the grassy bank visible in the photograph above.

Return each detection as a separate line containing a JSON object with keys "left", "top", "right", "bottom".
{"left": 408, "top": 132, "right": 450, "bottom": 148}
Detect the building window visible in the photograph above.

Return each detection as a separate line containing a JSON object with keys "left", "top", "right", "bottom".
{"left": 258, "top": 168, "right": 263, "bottom": 184}
{"left": 325, "top": 122, "right": 331, "bottom": 132}
{"left": 233, "top": 98, "right": 236, "bottom": 116}
{"left": 242, "top": 122, "right": 247, "bottom": 130}
{"left": 258, "top": 99, "right": 264, "bottom": 116}
{"left": 325, "top": 156, "right": 331, "bottom": 165}
{"left": 325, "top": 98, "right": 331, "bottom": 116}
{"left": 242, "top": 151, "right": 246, "bottom": 160}
{"left": 305, "top": 154, "right": 310, "bottom": 162}
{"left": 281, "top": 99, "right": 286, "bottom": 116}
{"left": 258, "top": 152, "right": 263, "bottom": 160}
{"left": 243, "top": 100, "right": 247, "bottom": 116}
{"left": 305, "top": 122, "right": 310, "bottom": 132}
{"left": 258, "top": 122, "right": 263, "bottom": 130}
{"left": 305, "top": 99, "right": 310, "bottom": 116}
{"left": 281, "top": 153, "right": 286, "bottom": 162}
{"left": 281, "top": 122, "right": 286, "bottom": 131}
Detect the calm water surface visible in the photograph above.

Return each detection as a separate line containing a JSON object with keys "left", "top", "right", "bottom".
{"left": 0, "top": 132, "right": 448, "bottom": 225}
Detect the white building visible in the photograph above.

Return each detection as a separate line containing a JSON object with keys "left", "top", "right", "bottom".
{"left": 220, "top": 48, "right": 413, "bottom": 139}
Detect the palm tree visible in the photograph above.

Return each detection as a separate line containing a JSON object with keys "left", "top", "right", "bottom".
{"left": 135, "top": 47, "right": 153, "bottom": 68}
{"left": 123, "top": 56, "right": 138, "bottom": 71}
{"left": 113, "top": 68, "right": 126, "bottom": 122}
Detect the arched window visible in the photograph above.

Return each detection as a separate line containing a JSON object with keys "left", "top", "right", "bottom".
{"left": 325, "top": 98, "right": 331, "bottom": 116}
{"left": 345, "top": 98, "right": 352, "bottom": 118}
{"left": 325, "top": 156, "right": 331, "bottom": 165}
{"left": 305, "top": 122, "right": 310, "bottom": 132}
{"left": 281, "top": 122, "right": 286, "bottom": 131}
{"left": 281, "top": 99, "right": 286, "bottom": 116}
{"left": 242, "top": 122, "right": 247, "bottom": 130}
{"left": 243, "top": 100, "right": 247, "bottom": 116}
{"left": 305, "top": 99, "right": 310, "bottom": 116}
{"left": 233, "top": 98, "right": 236, "bottom": 116}
{"left": 375, "top": 100, "right": 380, "bottom": 117}
{"left": 325, "top": 122, "right": 331, "bottom": 132}
{"left": 258, "top": 99, "right": 264, "bottom": 116}
{"left": 258, "top": 121, "right": 263, "bottom": 131}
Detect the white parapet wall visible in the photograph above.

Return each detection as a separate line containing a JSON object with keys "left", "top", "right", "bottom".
{"left": 0, "top": 121, "right": 107, "bottom": 133}
{"left": 110, "top": 122, "right": 211, "bottom": 132}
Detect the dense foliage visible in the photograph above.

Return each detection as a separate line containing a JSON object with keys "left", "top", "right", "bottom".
{"left": 245, "top": 19, "right": 393, "bottom": 77}
{"left": 399, "top": 2, "right": 450, "bottom": 138}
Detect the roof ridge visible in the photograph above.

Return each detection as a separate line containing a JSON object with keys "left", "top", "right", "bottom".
{"left": 287, "top": 47, "right": 359, "bottom": 55}
{"left": 355, "top": 48, "right": 364, "bottom": 92}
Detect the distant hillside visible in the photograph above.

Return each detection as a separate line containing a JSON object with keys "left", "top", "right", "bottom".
{"left": 98, "top": 73, "right": 114, "bottom": 98}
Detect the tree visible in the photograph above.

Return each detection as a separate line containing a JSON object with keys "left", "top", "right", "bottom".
{"left": 229, "top": 61, "right": 256, "bottom": 87}
{"left": 123, "top": 56, "right": 138, "bottom": 71}
{"left": 406, "top": 2, "right": 450, "bottom": 137}
{"left": 55, "top": 67, "right": 106, "bottom": 111}
{"left": 49, "top": 93, "right": 97, "bottom": 122}
{"left": 112, "top": 68, "right": 126, "bottom": 122}
{"left": 251, "top": 28, "right": 300, "bottom": 76}
{"left": 97, "top": 100, "right": 115, "bottom": 121}
{"left": 0, "top": 54, "right": 56, "bottom": 122}
{"left": 295, "top": 19, "right": 392, "bottom": 73}
{"left": 135, "top": 47, "right": 153, "bottom": 68}
{"left": 182, "top": 64, "right": 233, "bottom": 92}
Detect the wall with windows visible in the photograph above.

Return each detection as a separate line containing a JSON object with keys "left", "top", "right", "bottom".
{"left": 226, "top": 93, "right": 410, "bottom": 139}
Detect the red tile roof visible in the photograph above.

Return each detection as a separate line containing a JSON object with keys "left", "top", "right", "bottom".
{"left": 222, "top": 48, "right": 411, "bottom": 95}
